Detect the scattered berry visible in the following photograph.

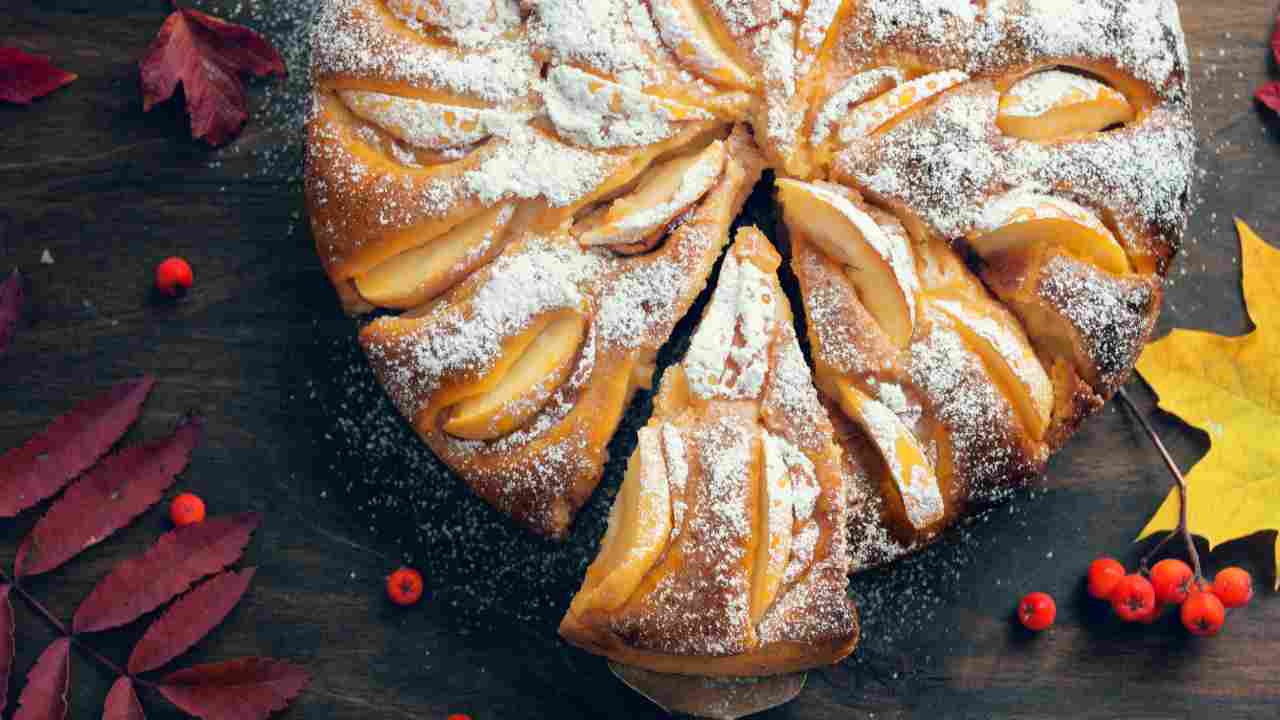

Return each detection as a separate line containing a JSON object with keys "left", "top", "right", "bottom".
{"left": 1181, "top": 590, "right": 1226, "bottom": 637}
{"left": 156, "top": 257, "right": 193, "bottom": 297}
{"left": 169, "top": 492, "right": 206, "bottom": 527}
{"left": 1110, "top": 574, "right": 1156, "bottom": 622}
{"left": 1087, "top": 557, "right": 1126, "bottom": 599}
{"left": 1212, "top": 567, "right": 1253, "bottom": 609}
{"left": 1150, "top": 558, "right": 1194, "bottom": 605}
{"left": 386, "top": 567, "right": 424, "bottom": 606}
{"left": 1017, "top": 592, "right": 1056, "bottom": 631}
{"left": 447, "top": 715, "right": 471, "bottom": 720}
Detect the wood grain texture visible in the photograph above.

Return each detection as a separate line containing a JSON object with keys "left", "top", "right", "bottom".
{"left": 1, "top": 1, "right": 1279, "bottom": 718}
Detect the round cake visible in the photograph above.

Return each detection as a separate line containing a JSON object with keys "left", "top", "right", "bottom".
{"left": 305, "top": 0, "right": 1193, "bottom": 676}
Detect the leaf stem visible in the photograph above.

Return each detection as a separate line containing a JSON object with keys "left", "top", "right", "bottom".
{"left": 1115, "top": 386, "right": 1204, "bottom": 580}
{"left": 0, "top": 570, "right": 126, "bottom": 678}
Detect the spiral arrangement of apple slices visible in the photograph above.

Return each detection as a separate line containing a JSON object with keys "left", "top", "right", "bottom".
{"left": 306, "top": 0, "right": 1194, "bottom": 678}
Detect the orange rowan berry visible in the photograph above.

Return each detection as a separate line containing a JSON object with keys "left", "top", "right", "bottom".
{"left": 387, "top": 567, "right": 424, "bottom": 606}
{"left": 169, "top": 492, "right": 206, "bottom": 526}
{"left": 156, "top": 257, "right": 193, "bottom": 297}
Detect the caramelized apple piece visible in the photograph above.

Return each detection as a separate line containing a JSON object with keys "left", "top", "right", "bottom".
{"left": 337, "top": 90, "right": 504, "bottom": 150}
{"left": 834, "top": 381, "right": 943, "bottom": 531}
{"left": 577, "top": 141, "right": 726, "bottom": 247}
{"left": 443, "top": 312, "right": 586, "bottom": 440}
{"left": 998, "top": 70, "right": 1135, "bottom": 140}
{"left": 812, "top": 67, "right": 906, "bottom": 148}
{"left": 571, "top": 426, "right": 673, "bottom": 613}
{"left": 834, "top": 70, "right": 968, "bottom": 143}
{"left": 650, "top": 0, "right": 757, "bottom": 91}
{"left": 776, "top": 179, "right": 919, "bottom": 348}
{"left": 929, "top": 298, "right": 1054, "bottom": 441}
{"left": 544, "top": 65, "right": 714, "bottom": 149}
{"left": 969, "top": 191, "right": 1130, "bottom": 275}
{"left": 355, "top": 204, "right": 514, "bottom": 309}
{"left": 751, "top": 432, "right": 794, "bottom": 623}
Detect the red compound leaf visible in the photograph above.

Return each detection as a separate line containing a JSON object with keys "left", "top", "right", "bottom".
{"left": 1272, "top": 12, "right": 1280, "bottom": 65}
{"left": 0, "top": 586, "right": 12, "bottom": 715}
{"left": 0, "top": 376, "right": 155, "bottom": 519}
{"left": 15, "top": 418, "right": 204, "bottom": 577}
{"left": 139, "top": 7, "right": 285, "bottom": 146}
{"left": 0, "top": 48, "right": 76, "bottom": 105}
{"left": 0, "top": 270, "right": 22, "bottom": 356}
{"left": 158, "top": 658, "right": 309, "bottom": 720}
{"left": 12, "top": 637, "right": 69, "bottom": 720}
{"left": 129, "top": 568, "right": 257, "bottom": 674}
{"left": 1259, "top": 81, "right": 1280, "bottom": 115}
{"left": 103, "top": 678, "right": 146, "bottom": 720}
{"left": 73, "top": 512, "right": 261, "bottom": 634}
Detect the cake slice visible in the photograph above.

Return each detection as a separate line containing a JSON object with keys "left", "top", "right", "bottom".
{"left": 560, "top": 227, "right": 859, "bottom": 676}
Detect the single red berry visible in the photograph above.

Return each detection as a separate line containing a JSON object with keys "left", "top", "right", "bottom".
{"left": 156, "top": 257, "right": 193, "bottom": 297}
{"left": 1181, "top": 590, "right": 1226, "bottom": 636}
{"left": 446, "top": 715, "right": 472, "bottom": 720}
{"left": 1212, "top": 567, "right": 1253, "bottom": 609}
{"left": 1110, "top": 574, "right": 1156, "bottom": 622}
{"left": 386, "top": 567, "right": 424, "bottom": 606}
{"left": 169, "top": 492, "right": 206, "bottom": 527}
{"left": 1087, "top": 557, "right": 1126, "bottom": 599}
{"left": 1150, "top": 558, "right": 1195, "bottom": 605}
{"left": 1017, "top": 591, "right": 1056, "bottom": 631}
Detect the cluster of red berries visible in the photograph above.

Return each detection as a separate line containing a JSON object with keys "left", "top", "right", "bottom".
{"left": 1087, "top": 557, "right": 1253, "bottom": 636}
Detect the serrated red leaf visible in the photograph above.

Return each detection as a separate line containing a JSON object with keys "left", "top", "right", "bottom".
{"left": 0, "top": 270, "right": 22, "bottom": 356}
{"left": 103, "top": 678, "right": 146, "bottom": 720}
{"left": 12, "top": 637, "right": 69, "bottom": 720}
{"left": 139, "top": 8, "right": 285, "bottom": 146}
{"left": 1271, "top": 13, "right": 1279, "bottom": 65}
{"left": 159, "top": 658, "right": 308, "bottom": 720}
{"left": 1259, "top": 81, "right": 1280, "bottom": 114}
{"left": 129, "top": 568, "right": 256, "bottom": 675}
{"left": 0, "top": 586, "right": 13, "bottom": 715}
{"left": 0, "top": 48, "right": 76, "bottom": 105}
{"left": 15, "top": 418, "right": 204, "bottom": 577}
{"left": 73, "top": 512, "right": 260, "bottom": 634}
{"left": 0, "top": 376, "right": 155, "bottom": 518}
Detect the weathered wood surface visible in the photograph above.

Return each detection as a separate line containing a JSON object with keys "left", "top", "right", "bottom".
{"left": 2, "top": 1, "right": 1279, "bottom": 717}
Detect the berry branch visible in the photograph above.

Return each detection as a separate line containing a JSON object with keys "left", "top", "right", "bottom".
{"left": 1115, "top": 386, "right": 1203, "bottom": 580}
{"left": 0, "top": 569, "right": 130, "bottom": 680}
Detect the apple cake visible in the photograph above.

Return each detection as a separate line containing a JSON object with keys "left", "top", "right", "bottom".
{"left": 306, "top": 0, "right": 1193, "bottom": 676}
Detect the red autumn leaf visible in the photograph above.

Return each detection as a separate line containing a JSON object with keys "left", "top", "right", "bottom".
{"left": 73, "top": 512, "right": 260, "bottom": 634}
{"left": 129, "top": 567, "right": 256, "bottom": 675}
{"left": 139, "top": 7, "right": 285, "bottom": 146}
{"left": 12, "top": 637, "right": 69, "bottom": 720}
{"left": 158, "top": 658, "right": 309, "bottom": 720}
{"left": 0, "top": 376, "right": 155, "bottom": 518}
{"left": 0, "top": 48, "right": 76, "bottom": 105}
{"left": 0, "top": 270, "right": 22, "bottom": 356}
{"left": 15, "top": 418, "right": 204, "bottom": 577}
{"left": 1272, "top": 13, "right": 1280, "bottom": 65}
{"left": 103, "top": 678, "right": 146, "bottom": 720}
{"left": 1259, "top": 81, "right": 1280, "bottom": 115}
{"left": 0, "top": 586, "right": 13, "bottom": 715}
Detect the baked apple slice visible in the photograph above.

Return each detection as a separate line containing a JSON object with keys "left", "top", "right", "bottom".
{"left": 929, "top": 298, "right": 1054, "bottom": 441}
{"left": 354, "top": 204, "right": 515, "bottom": 309}
{"left": 776, "top": 179, "right": 919, "bottom": 348}
{"left": 649, "top": 0, "right": 756, "bottom": 91}
{"left": 834, "top": 70, "right": 968, "bottom": 142}
{"left": 543, "top": 65, "right": 714, "bottom": 149}
{"left": 570, "top": 426, "right": 673, "bottom": 614}
{"left": 998, "top": 70, "right": 1135, "bottom": 140}
{"left": 968, "top": 191, "right": 1130, "bottom": 275}
{"left": 751, "top": 432, "right": 794, "bottom": 624}
{"left": 337, "top": 89, "right": 507, "bottom": 151}
{"left": 442, "top": 311, "right": 587, "bottom": 440}
{"left": 577, "top": 140, "right": 726, "bottom": 248}
{"left": 833, "top": 381, "right": 944, "bottom": 532}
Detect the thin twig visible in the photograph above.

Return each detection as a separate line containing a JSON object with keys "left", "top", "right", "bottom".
{"left": 0, "top": 569, "right": 127, "bottom": 678}
{"left": 1115, "top": 386, "right": 1203, "bottom": 580}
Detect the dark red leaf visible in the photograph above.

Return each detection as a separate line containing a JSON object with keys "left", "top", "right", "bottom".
{"left": 16, "top": 418, "right": 204, "bottom": 577}
{"left": 139, "top": 8, "right": 285, "bottom": 146}
{"left": 1272, "top": 13, "right": 1279, "bottom": 65}
{"left": 0, "top": 376, "right": 155, "bottom": 518}
{"left": 0, "top": 48, "right": 76, "bottom": 105}
{"left": 103, "top": 678, "right": 146, "bottom": 720}
{"left": 0, "top": 586, "right": 13, "bottom": 714}
{"left": 73, "top": 513, "right": 260, "bottom": 633}
{"left": 12, "top": 637, "right": 69, "bottom": 720}
{"left": 159, "top": 658, "right": 308, "bottom": 720}
{"left": 129, "top": 568, "right": 256, "bottom": 674}
{"left": 0, "top": 270, "right": 22, "bottom": 356}
{"left": 1259, "top": 81, "right": 1280, "bottom": 114}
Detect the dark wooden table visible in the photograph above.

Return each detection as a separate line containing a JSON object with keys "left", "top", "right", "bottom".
{"left": 3, "top": 1, "right": 1279, "bottom": 718}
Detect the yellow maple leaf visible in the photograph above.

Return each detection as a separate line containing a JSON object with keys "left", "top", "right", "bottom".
{"left": 1137, "top": 220, "right": 1280, "bottom": 589}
